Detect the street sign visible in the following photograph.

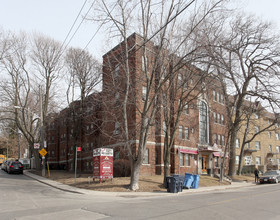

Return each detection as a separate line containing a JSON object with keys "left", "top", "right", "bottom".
{"left": 77, "top": 147, "right": 81, "bottom": 152}
{"left": 39, "top": 148, "right": 47, "bottom": 157}
{"left": 34, "top": 143, "right": 40, "bottom": 149}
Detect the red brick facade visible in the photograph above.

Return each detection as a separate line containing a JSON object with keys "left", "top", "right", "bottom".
{"left": 46, "top": 33, "right": 228, "bottom": 176}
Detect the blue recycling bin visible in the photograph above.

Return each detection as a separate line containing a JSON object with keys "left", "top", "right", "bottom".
{"left": 192, "top": 174, "right": 200, "bottom": 189}
{"left": 184, "top": 173, "right": 194, "bottom": 189}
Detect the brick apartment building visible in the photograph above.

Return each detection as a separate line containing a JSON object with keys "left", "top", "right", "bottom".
{"left": 46, "top": 33, "right": 229, "bottom": 176}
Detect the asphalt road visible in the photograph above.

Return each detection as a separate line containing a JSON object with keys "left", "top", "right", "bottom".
{"left": 1, "top": 169, "right": 280, "bottom": 220}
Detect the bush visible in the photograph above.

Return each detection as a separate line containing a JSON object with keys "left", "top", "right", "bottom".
{"left": 113, "top": 159, "right": 131, "bottom": 177}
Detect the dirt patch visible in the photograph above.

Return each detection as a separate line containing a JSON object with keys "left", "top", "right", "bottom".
{"left": 29, "top": 170, "right": 237, "bottom": 192}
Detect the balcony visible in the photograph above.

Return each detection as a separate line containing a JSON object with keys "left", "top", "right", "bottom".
{"left": 244, "top": 148, "right": 258, "bottom": 153}
{"left": 267, "top": 152, "right": 279, "bottom": 156}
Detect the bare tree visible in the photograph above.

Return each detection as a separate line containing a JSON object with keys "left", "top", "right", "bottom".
{"left": 0, "top": 32, "right": 64, "bottom": 170}
{"left": 93, "top": 0, "right": 226, "bottom": 190}
{"left": 201, "top": 13, "right": 280, "bottom": 176}
{"left": 64, "top": 47, "right": 102, "bottom": 171}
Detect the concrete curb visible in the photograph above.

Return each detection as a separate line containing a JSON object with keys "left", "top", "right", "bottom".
{"left": 23, "top": 170, "right": 257, "bottom": 197}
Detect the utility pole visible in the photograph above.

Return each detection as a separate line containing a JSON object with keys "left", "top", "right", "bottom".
{"left": 40, "top": 86, "right": 46, "bottom": 177}
{"left": 17, "top": 128, "right": 20, "bottom": 160}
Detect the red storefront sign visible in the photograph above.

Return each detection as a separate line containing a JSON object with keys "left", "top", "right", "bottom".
{"left": 93, "top": 148, "right": 113, "bottom": 181}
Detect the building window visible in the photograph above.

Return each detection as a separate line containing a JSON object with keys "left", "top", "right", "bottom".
{"left": 254, "top": 113, "right": 259, "bottom": 119}
{"left": 213, "top": 90, "right": 216, "bottom": 102}
{"left": 185, "top": 127, "right": 189, "bottom": 140}
{"left": 277, "top": 158, "right": 280, "bottom": 165}
{"left": 220, "top": 94, "right": 224, "bottom": 104}
{"left": 235, "top": 156, "right": 239, "bottom": 165}
{"left": 268, "top": 131, "right": 271, "bottom": 139}
{"left": 246, "top": 143, "right": 250, "bottom": 149}
{"left": 114, "top": 65, "right": 120, "bottom": 78}
{"left": 217, "top": 113, "right": 221, "bottom": 124}
{"left": 114, "top": 122, "right": 120, "bottom": 135}
{"left": 213, "top": 134, "right": 217, "bottom": 144}
{"left": 269, "top": 145, "right": 272, "bottom": 152}
{"left": 222, "top": 136, "right": 225, "bottom": 146}
{"left": 255, "top": 157, "right": 261, "bottom": 165}
{"left": 244, "top": 156, "right": 252, "bottom": 165}
{"left": 179, "top": 126, "right": 183, "bottom": 139}
{"left": 236, "top": 138, "right": 240, "bottom": 148}
{"left": 178, "top": 74, "right": 183, "bottom": 87}
{"left": 143, "top": 148, "right": 149, "bottom": 164}
{"left": 276, "top": 146, "right": 280, "bottom": 153}
{"left": 199, "top": 101, "right": 208, "bottom": 144}
{"left": 184, "top": 103, "right": 189, "bottom": 114}
{"left": 185, "top": 154, "right": 190, "bottom": 166}
{"left": 115, "top": 92, "right": 120, "bottom": 106}
{"left": 142, "top": 55, "right": 148, "bottom": 71}
{"left": 114, "top": 151, "right": 120, "bottom": 160}
{"left": 179, "top": 152, "right": 183, "bottom": 166}
{"left": 142, "top": 86, "right": 147, "bottom": 101}
{"left": 276, "top": 133, "right": 279, "bottom": 140}
{"left": 163, "top": 121, "right": 167, "bottom": 135}
{"left": 255, "top": 141, "right": 260, "bottom": 150}
{"left": 221, "top": 114, "right": 224, "bottom": 125}
{"left": 255, "top": 126, "right": 260, "bottom": 134}
{"left": 213, "top": 112, "right": 217, "bottom": 123}
{"left": 217, "top": 135, "right": 221, "bottom": 145}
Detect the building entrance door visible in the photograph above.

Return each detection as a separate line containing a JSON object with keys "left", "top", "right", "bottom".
{"left": 201, "top": 155, "right": 208, "bottom": 174}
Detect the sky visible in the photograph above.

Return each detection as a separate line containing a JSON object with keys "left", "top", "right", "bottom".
{"left": 1, "top": 0, "right": 280, "bottom": 62}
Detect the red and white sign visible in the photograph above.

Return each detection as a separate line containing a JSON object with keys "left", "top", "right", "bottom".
{"left": 34, "top": 143, "right": 40, "bottom": 149}
{"left": 77, "top": 147, "right": 81, "bottom": 152}
{"left": 93, "top": 148, "right": 113, "bottom": 180}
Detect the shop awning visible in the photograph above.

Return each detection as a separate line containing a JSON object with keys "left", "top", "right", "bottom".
{"left": 213, "top": 152, "right": 228, "bottom": 157}
{"left": 180, "top": 149, "right": 198, "bottom": 154}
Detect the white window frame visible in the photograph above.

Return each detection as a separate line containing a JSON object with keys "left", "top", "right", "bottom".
{"left": 236, "top": 138, "right": 240, "bottom": 148}
{"left": 255, "top": 141, "right": 260, "bottom": 150}
{"left": 185, "top": 127, "right": 189, "bottom": 140}
{"left": 143, "top": 148, "right": 149, "bottom": 164}
{"left": 142, "top": 86, "right": 147, "bottom": 101}
{"left": 179, "top": 126, "right": 183, "bottom": 139}
{"left": 276, "top": 133, "right": 279, "bottom": 140}
{"left": 255, "top": 157, "right": 261, "bottom": 165}
{"left": 244, "top": 156, "right": 252, "bottom": 165}
{"left": 114, "top": 64, "right": 120, "bottom": 78}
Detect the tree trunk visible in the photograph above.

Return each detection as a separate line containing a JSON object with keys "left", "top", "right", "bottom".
{"left": 130, "top": 160, "right": 141, "bottom": 191}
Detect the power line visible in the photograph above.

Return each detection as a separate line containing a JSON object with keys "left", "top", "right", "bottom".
{"left": 61, "top": 0, "right": 88, "bottom": 50}
{"left": 62, "top": 0, "right": 96, "bottom": 53}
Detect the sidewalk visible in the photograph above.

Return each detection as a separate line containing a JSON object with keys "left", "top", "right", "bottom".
{"left": 23, "top": 170, "right": 257, "bottom": 197}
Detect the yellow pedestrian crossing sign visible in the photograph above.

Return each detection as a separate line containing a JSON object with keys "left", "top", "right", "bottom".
{"left": 39, "top": 148, "right": 47, "bottom": 157}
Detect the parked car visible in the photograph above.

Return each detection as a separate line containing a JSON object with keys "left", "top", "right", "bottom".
{"left": 1, "top": 160, "right": 9, "bottom": 172}
{"left": 6, "top": 161, "right": 24, "bottom": 174}
{"left": 259, "top": 170, "right": 280, "bottom": 184}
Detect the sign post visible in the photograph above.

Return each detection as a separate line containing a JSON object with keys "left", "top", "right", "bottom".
{"left": 93, "top": 148, "right": 113, "bottom": 183}
{"left": 75, "top": 147, "right": 81, "bottom": 185}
